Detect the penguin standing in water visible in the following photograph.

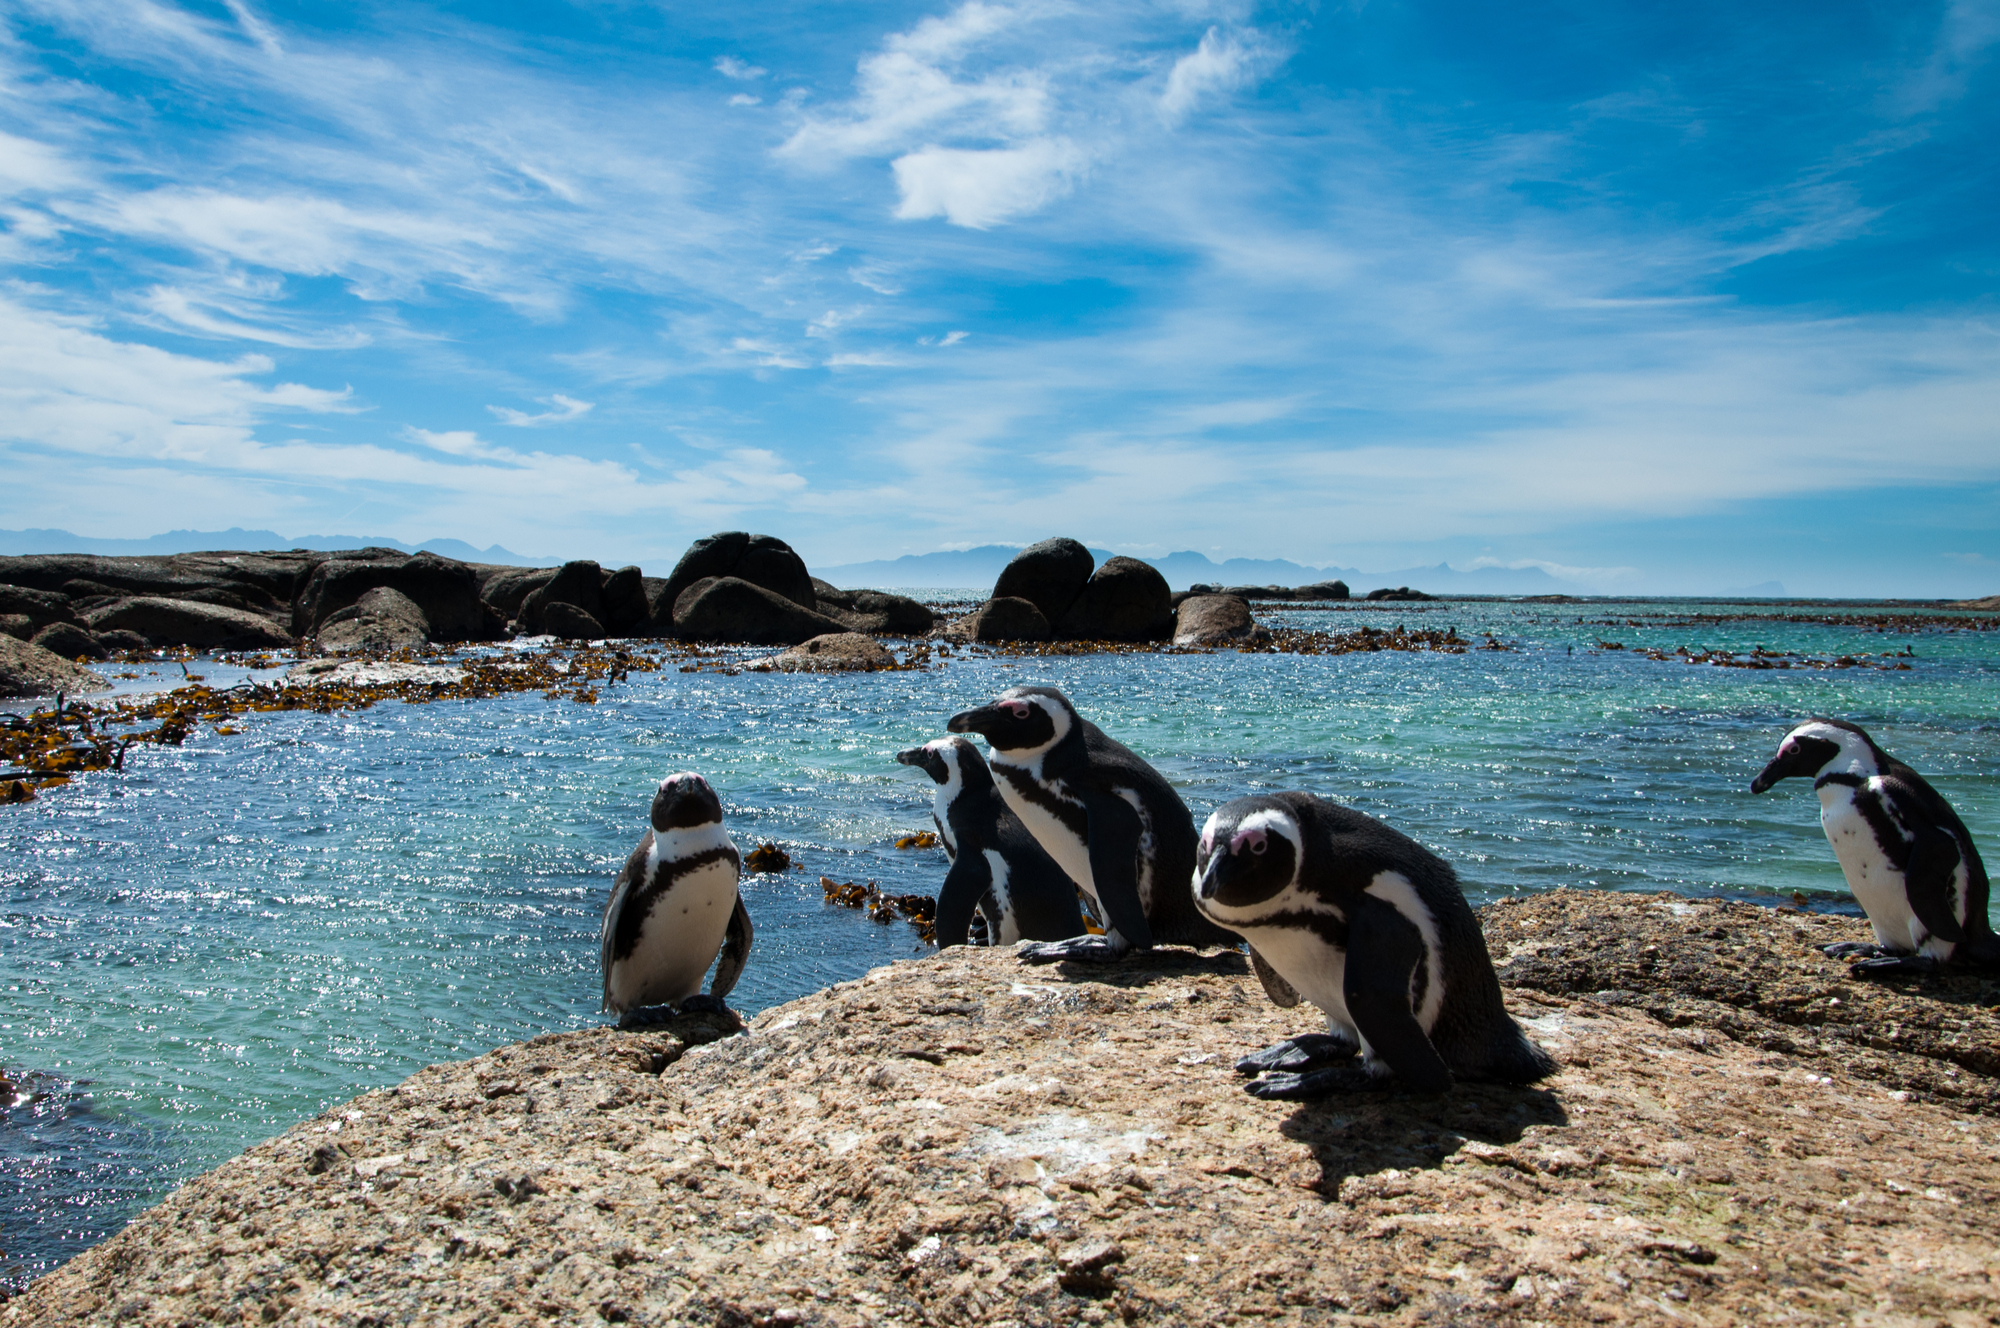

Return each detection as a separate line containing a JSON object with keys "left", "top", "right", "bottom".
{"left": 947, "top": 686, "right": 1236, "bottom": 962}
{"left": 600, "top": 772, "right": 753, "bottom": 1023}
{"left": 1193, "top": 792, "right": 1554, "bottom": 1099}
{"left": 894, "top": 736, "right": 1086, "bottom": 947}
{"left": 1751, "top": 718, "right": 1998, "bottom": 976}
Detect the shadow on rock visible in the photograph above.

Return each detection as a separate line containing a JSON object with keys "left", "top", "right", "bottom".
{"left": 1278, "top": 1084, "right": 1570, "bottom": 1199}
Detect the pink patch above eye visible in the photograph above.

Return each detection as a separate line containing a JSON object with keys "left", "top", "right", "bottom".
{"left": 1232, "top": 827, "right": 1268, "bottom": 855}
{"left": 1007, "top": 702, "right": 1031, "bottom": 718}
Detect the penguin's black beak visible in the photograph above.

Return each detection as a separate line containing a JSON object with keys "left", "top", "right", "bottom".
{"left": 1751, "top": 745, "right": 1807, "bottom": 794}
{"left": 1195, "top": 849, "right": 1230, "bottom": 902}
{"left": 894, "top": 746, "right": 926, "bottom": 767}
{"left": 946, "top": 704, "right": 1001, "bottom": 736}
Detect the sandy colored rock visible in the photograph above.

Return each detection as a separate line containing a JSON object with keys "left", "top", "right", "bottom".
{"left": 1950, "top": 594, "right": 2000, "bottom": 610}
{"left": 286, "top": 658, "right": 468, "bottom": 688}
{"left": 11, "top": 892, "right": 2000, "bottom": 1326}
{"left": 746, "top": 632, "right": 898, "bottom": 672}
{"left": 1172, "top": 594, "right": 1269, "bottom": 647}
{"left": 0, "top": 634, "right": 107, "bottom": 697}
{"left": 317, "top": 586, "right": 430, "bottom": 653}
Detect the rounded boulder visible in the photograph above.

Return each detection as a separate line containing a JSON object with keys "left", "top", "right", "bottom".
{"left": 992, "top": 538, "right": 1094, "bottom": 626}
{"left": 1055, "top": 557, "right": 1174, "bottom": 642}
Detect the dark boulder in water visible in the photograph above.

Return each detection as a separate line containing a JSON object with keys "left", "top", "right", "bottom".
{"left": 317, "top": 586, "right": 429, "bottom": 653}
{"left": 294, "top": 550, "right": 501, "bottom": 643}
{"left": 518, "top": 561, "right": 605, "bottom": 635}
{"left": 1173, "top": 594, "right": 1267, "bottom": 647}
{"left": 28, "top": 621, "right": 102, "bottom": 660}
{"left": 672, "top": 577, "right": 847, "bottom": 645}
{"left": 1365, "top": 586, "right": 1434, "bottom": 602}
{"left": 947, "top": 596, "right": 1052, "bottom": 643}
{"left": 599, "top": 566, "right": 651, "bottom": 636}
{"left": 1055, "top": 556, "right": 1173, "bottom": 642}
{"left": 812, "top": 581, "right": 935, "bottom": 636}
{"left": 480, "top": 567, "right": 558, "bottom": 620}
{"left": 86, "top": 597, "right": 294, "bottom": 650}
{"left": 0, "top": 584, "right": 81, "bottom": 632}
{"left": 0, "top": 635, "right": 107, "bottom": 697}
{"left": 992, "top": 538, "right": 1094, "bottom": 627}
{"left": 543, "top": 602, "right": 607, "bottom": 641}
{"left": 651, "top": 534, "right": 816, "bottom": 631}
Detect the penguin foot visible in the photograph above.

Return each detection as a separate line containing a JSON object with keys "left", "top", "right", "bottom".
{"left": 1244, "top": 1065, "right": 1395, "bottom": 1100}
{"left": 1234, "top": 1033, "right": 1360, "bottom": 1077}
{"left": 1018, "top": 937, "right": 1132, "bottom": 965}
{"left": 616, "top": 1004, "right": 681, "bottom": 1029}
{"left": 676, "top": 993, "right": 730, "bottom": 1014}
{"left": 1822, "top": 941, "right": 1888, "bottom": 959}
{"left": 1848, "top": 954, "right": 1939, "bottom": 978}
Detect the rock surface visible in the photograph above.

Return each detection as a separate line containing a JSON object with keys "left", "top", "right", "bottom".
{"left": 294, "top": 550, "right": 501, "bottom": 643}
{"left": 946, "top": 596, "right": 1053, "bottom": 643}
{"left": 285, "top": 659, "right": 468, "bottom": 688}
{"left": 518, "top": 561, "right": 606, "bottom": 636}
{"left": 991, "top": 538, "right": 1094, "bottom": 627}
{"left": 316, "top": 587, "right": 430, "bottom": 654}
{"left": 1364, "top": 586, "right": 1435, "bottom": 602}
{"left": 27, "top": 621, "right": 102, "bottom": 659}
{"left": 1172, "top": 594, "right": 1268, "bottom": 647}
{"left": 653, "top": 534, "right": 817, "bottom": 632}
{"left": 15, "top": 891, "right": 2000, "bottom": 1326}
{"left": 813, "top": 584, "right": 936, "bottom": 637}
{"left": 746, "top": 632, "right": 899, "bottom": 672}
{"left": 543, "top": 602, "right": 608, "bottom": 641}
{"left": 0, "top": 635, "right": 107, "bottom": 697}
{"left": 83, "top": 596, "right": 294, "bottom": 650}
{"left": 1951, "top": 594, "right": 2000, "bottom": 610}
{"left": 672, "top": 577, "right": 850, "bottom": 645}
{"left": 1054, "top": 557, "right": 1174, "bottom": 642}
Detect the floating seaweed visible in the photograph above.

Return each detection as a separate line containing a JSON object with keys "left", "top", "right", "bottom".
{"left": 744, "top": 843, "right": 792, "bottom": 873}
{"left": 895, "top": 830, "right": 940, "bottom": 849}
{"left": 820, "top": 875, "right": 936, "bottom": 944}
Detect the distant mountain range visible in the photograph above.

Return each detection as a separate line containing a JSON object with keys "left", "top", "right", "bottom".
{"left": 0, "top": 527, "right": 544, "bottom": 566}
{"left": 816, "top": 545, "right": 1586, "bottom": 595}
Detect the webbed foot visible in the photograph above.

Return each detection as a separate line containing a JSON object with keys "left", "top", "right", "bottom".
{"left": 1848, "top": 954, "right": 1938, "bottom": 978}
{"left": 1245, "top": 1065, "right": 1397, "bottom": 1100}
{"left": 616, "top": 1004, "right": 680, "bottom": 1029}
{"left": 1822, "top": 941, "right": 1887, "bottom": 959}
{"left": 1018, "top": 937, "right": 1133, "bottom": 965}
{"left": 1234, "top": 1033, "right": 1361, "bottom": 1077}
{"left": 677, "top": 993, "right": 730, "bottom": 1014}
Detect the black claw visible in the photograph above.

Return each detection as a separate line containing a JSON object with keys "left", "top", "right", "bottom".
{"left": 1234, "top": 1033, "right": 1361, "bottom": 1077}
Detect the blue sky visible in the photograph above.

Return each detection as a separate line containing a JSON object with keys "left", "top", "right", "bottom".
{"left": 1, "top": 0, "right": 1996, "bottom": 594}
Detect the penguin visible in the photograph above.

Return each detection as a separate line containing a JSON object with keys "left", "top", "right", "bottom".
{"left": 1193, "top": 792, "right": 1555, "bottom": 1099}
{"left": 600, "top": 771, "right": 753, "bottom": 1023}
{"left": 1751, "top": 718, "right": 1998, "bottom": 976}
{"left": 946, "top": 686, "right": 1236, "bottom": 962}
{"left": 894, "top": 736, "right": 1087, "bottom": 947}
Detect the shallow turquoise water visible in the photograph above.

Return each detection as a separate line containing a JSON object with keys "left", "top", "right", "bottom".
{"left": 2, "top": 598, "right": 1996, "bottom": 1284}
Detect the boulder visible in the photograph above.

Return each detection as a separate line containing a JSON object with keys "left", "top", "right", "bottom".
{"left": 316, "top": 587, "right": 429, "bottom": 654}
{"left": 543, "top": 602, "right": 607, "bottom": 640}
{"left": 1172, "top": 594, "right": 1269, "bottom": 647}
{"left": 0, "top": 584, "right": 81, "bottom": 630}
{"left": 1055, "top": 557, "right": 1174, "bottom": 641}
{"left": 600, "top": 566, "right": 651, "bottom": 636}
{"left": 0, "top": 614, "right": 32, "bottom": 642}
{"left": 745, "top": 632, "right": 897, "bottom": 672}
{"left": 29, "top": 622, "right": 102, "bottom": 660}
{"left": 480, "top": 567, "right": 558, "bottom": 620}
{"left": 991, "top": 538, "right": 1094, "bottom": 626}
{"left": 93, "top": 629, "right": 150, "bottom": 654}
{"left": 1300, "top": 579, "right": 1350, "bottom": 601}
{"left": 85, "top": 597, "right": 294, "bottom": 650}
{"left": 0, "top": 552, "right": 310, "bottom": 620}
{"left": 651, "top": 534, "right": 815, "bottom": 630}
{"left": 293, "top": 550, "right": 501, "bottom": 643}
{"left": 671, "top": 577, "right": 848, "bottom": 645}
{"left": 1365, "top": 586, "right": 1434, "bottom": 602}
{"left": 0, "top": 635, "right": 107, "bottom": 697}
{"left": 817, "top": 587, "right": 935, "bottom": 636}
{"left": 945, "top": 596, "right": 1051, "bottom": 643}
{"left": 519, "top": 561, "right": 605, "bottom": 634}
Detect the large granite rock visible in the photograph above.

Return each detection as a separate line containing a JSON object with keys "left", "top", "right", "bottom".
{"left": 812, "top": 582, "right": 935, "bottom": 636}
{"left": 671, "top": 577, "right": 848, "bottom": 645}
{"left": 991, "top": 537, "right": 1094, "bottom": 626}
{"left": 28, "top": 622, "right": 103, "bottom": 660}
{"left": 518, "top": 561, "right": 605, "bottom": 635}
{"left": 0, "top": 614, "right": 32, "bottom": 642}
{"left": 479, "top": 567, "right": 558, "bottom": 620}
{"left": 85, "top": 597, "right": 294, "bottom": 650}
{"left": 0, "top": 584, "right": 81, "bottom": 631}
{"left": 945, "top": 596, "right": 1051, "bottom": 642}
{"left": 1364, "top": 586, "right": 1435, "bottom": 602}
{"left": 599, "top": 566, "right": 651, "bottom": 636}
{"left": 16, "top": 894, "right": 2000, "bottom": 1327}
{"left": 745, "top": 632, "right": 897, "bottom": 672}
{"left": 1172, "top": 594, "right": 1268, "bottom": 647}
{"left": 651, "top": 534, "right": 815, "bottom": 631}
{"left": 1055, "top": 556, "right": 1174, "bottom": 641}
{"left": 316, "top": 587, "right": 429, "bottom": 654}
{"left": 543, "top": 602, "right": 607, "bottom": 640}
{"left": 0, "top": 552, "right": 311, "bottom": 621}
{"left": 0, "top": 635, "right": 107, "bottom": 697}
{"left": 293, "top": 550, "right": 501, "bottom": 643}
{"left": 1194, "top": 580, "right": 1349, "bottom": 602}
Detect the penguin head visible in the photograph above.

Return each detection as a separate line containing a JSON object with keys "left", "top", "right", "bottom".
{"left": 650, "top": 772, "right": 724, "bottom": 832}
{"left": 945, "top": 686, "right": 1074, "bottom": 757}
{"left": 1750, "top": 718, "right": 1882, "bottom": 793}
{"left": 1194, "top": 799, "right": 1303, "bottom": 913}
{"left": 895, "top": 736, "right": 968, "bottom": 786}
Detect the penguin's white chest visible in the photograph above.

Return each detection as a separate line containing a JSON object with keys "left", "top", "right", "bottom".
{"left": 1818, "top": 784, "right": 1923, "bottom": 953}
{"left": 1233, "top": 923, "right": 1363, "bottom": 1049}
{"left": 981, "top": 849, "right": 1023, "bottom": 944}
{"left": 607, "top": 855, "right": 740, "bottom": 1010}
{"left": 994, "top": 766, "right": 1096, "bottom": 901}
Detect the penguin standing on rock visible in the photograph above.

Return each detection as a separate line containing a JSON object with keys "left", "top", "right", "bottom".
{"left": 600, "top": 772, "right": 753, "bottom": 1024}
{"left": 1193, "top": 792, "right": 1554, "bottom": 1099}
{"left": 1751, "top": 718, "right": 1998, "bottom": 976}
{"left": 947, "top": 686, "right": 1236, "bottom": 962}
{"left": 895, "top": 736, "right": 1086, "bottom": 947}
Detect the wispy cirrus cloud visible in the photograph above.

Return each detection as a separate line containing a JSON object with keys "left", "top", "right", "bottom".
{"left": 486, "top": 394, "right": 592, "bottom": 427}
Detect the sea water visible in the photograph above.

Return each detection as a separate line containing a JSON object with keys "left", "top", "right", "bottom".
{"left": 3, "top": 597, "right": 1996, "bottom": 1285}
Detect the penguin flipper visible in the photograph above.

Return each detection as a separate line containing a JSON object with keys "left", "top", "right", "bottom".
{"left": 934, "top": 853, "right": 989, "bottom": 948}
{"left": 600, "top": 833, "right": 654, "bottom": 1013}
{"left": 1901, "top": 820, "right": 1967, "bottom": 945}
{"left": 1080, "top": 790, "right": 1156, "bottom": 950}
{"left": 1248, "top": 945, "right": 1301, "bottom": 1008}
{"left": 1344, "top": 899, "right": 1453, "bottom": 1094}
{"left": 708, "top": 892, "right": 754, "bottom": 1000}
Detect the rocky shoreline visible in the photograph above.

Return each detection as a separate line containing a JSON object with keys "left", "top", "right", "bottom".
{"left": 9, "top": 890, "right": 1997, "bottom": 1326}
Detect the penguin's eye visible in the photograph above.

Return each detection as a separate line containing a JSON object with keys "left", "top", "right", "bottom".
{"left": 1007, "top": 702, "right": 1031, "bottom": 719}
{"left": 1249, "top": 838, "right": 1267, "bottom": 854}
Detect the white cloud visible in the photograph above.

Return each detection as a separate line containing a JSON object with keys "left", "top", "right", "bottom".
{"left": 729, "top": 94, "right": 761, "bottom": 107}
{"left": 486, "top": 394, "right": 593, "bottom": 427}
{"left": 140, "top": 285, "right": 372, "bottom": 349}
{"left": 1160, "top": 26, "right": 1275, "bottom": 124}
{"left": 892, "top": 138, "right": 1083, "bottom": 228}
{"left": 939, "top": 329, "right": 968, "bottom": 346}
{"left": 221, "top": 0, "right": 283, "bottom": 57}
{"left": 715, "top": 56, "right": 766, "bottom": 80}
{"left": 0, "top": 130, "right": 83, "bottom": 195}
{"left": 730, "top": 337, "right": 811, "bottom": 369}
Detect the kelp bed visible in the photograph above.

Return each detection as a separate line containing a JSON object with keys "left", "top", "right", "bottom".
{"left": 1597, "top": 641, "right": 1919, "bottom": 671}
{"left": 821, "top": 875, "right": 938, "bottom": 944}
{"left": 0, "top": 645, "right": 667, "bottom": 803}
{"left": 959, "top": 624, "right": 1496, "bottom": 658}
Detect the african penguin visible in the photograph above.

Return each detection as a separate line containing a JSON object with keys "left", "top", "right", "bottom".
{"left": 1751, "top": 718, "right": 1998, "bottom": 975}
{"left": 946, "top": 685, "right": 1236, "bottom": 962}
{"left": 1193, "top": 792, "right": 1554, "bottom": 1098}
{"left": 600, "top": 771, "right": 753, "bottom": 1024}
{"left": 895, "top": 736, "right": 1086, "bottom": 947}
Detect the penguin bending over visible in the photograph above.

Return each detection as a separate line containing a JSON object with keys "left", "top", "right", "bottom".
{"left": 1194, "top": 792, "right": 1554, "bottom": 1099}
{"left": 1751, "top": 718, "right": 1998, "bottom": 976}
{"left": 894, "top": 736, "right": 1086, "bottom": 947}
{"left": 947, "top": 686, "right": 1236, "bottom": 962}
{"left": 600, "top": 772, "right": 753, "bottom": 1024}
